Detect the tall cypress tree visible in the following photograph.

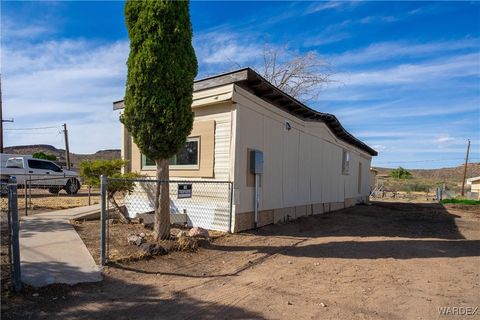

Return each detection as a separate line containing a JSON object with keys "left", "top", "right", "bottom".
{"left": 122, "top": 0, "right": 198, "bottom": 239}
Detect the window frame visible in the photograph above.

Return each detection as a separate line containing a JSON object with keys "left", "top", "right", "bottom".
{"left": 342, "top": 149, "right": 350, "bottom": 175}
{"left": 141, "top": 137, "right": 201, "bottom": 171}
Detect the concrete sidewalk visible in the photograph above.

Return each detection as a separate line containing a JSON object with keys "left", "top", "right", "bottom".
{"left": 19, "top": 205, "right": 102, "bottom": 287}
{"left": 31, "top": 204, "right": 101, "bottom": 220}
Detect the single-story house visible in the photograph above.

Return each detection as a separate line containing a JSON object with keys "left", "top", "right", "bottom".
{"left": 466, "top": 176, "right": 480, "bottom": 199}
{"left": 113, "top": 68, "right": 377, "bottom": 232}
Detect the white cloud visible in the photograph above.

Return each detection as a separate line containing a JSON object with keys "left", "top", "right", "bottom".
{"left": 434, "top": 135, "right": 456, "bottom": 144}
{"left": 2, "top": 39, "right": 129, "bottom": 153}
{"left": 332, "top": 52, "right": 479, "bottom": 86}
{"left": 194, "top": 31, "right": 263, "bottom": 67}
{"left": 1, "top": 17, "right": 55, "bottom": 40}
{"left": 304, "top": 1, "right": 345, "bottom": 14}
{"left": 330, "top": 38, "right": 480, "bottom": 66}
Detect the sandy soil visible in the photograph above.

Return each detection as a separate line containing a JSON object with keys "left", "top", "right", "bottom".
{"left": 2, "top": 201, "right": 479, "bottom": 320}
{"left": 0, "top": 187, "right": 100, "bottom": 215}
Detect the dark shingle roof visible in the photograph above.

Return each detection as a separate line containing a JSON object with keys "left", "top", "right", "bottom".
{"left": 114, "top": 67, "right": 377, "bottom": 156}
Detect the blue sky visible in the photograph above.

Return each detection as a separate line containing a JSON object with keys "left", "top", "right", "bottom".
{"left": 1, "top": 1, "right": 479, "bottom": 169}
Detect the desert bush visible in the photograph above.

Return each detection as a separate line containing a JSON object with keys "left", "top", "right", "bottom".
{"left": 33, "top": 152, "right": 57, "bottom": 161}
{"left": 80, "top": 159, "right": 141, "bottom": 222}
{"left": 390, "top": 167, "right": 412, "bottom": 179}
{"left": 404, "top": 183, "right": 431, "bottom": 192}
{"left": 441, "top": 199, "right": 480, "bottom": 205}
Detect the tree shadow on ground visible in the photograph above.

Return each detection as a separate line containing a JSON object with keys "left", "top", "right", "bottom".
{"left": 2, "top": 261, "right": 262, "bottom": 320}
{"left": 19, "top": 218, "right": 73, "bottom": 238}
{"left": 249, "top": 201, "right": 466, "bottom": 240}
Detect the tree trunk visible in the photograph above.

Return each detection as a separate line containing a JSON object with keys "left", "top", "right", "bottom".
{"left": 108, "top": 193, "right": 130, "bottom": 224}
{"left": 154, "top": 158, "right": 170, "bottom": 240}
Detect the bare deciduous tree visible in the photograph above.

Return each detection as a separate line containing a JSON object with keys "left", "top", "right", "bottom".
{"left": 260, "top": 46, "right": 332, "bottom": 102}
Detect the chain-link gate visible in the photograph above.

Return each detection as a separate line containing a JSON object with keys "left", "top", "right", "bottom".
{"left": 99, "top": 176, "right": 233, "bottom": 265}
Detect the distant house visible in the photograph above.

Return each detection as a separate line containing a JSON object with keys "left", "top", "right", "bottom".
{"left": 466, "top": 176, "right": 480, "bottom": 199}
{"left": 113, "top": 68, "right": 377, "bottom": 232}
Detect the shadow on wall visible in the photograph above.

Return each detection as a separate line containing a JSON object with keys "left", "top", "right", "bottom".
{"left": 3, "top": 266, "right": 263, "bottom": 320}
{"left": 249, "top": 201, "right": 467, "bottom": 240}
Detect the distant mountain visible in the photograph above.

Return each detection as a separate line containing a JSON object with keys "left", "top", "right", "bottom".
{"left": 374, "top": 163, "right": 480, "bottom": 181}
{"left": 3, "top": 144, "right": 121, "bottom": 168}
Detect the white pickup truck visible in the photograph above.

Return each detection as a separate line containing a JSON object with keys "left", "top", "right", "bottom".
{"left": 1, "top": 156, "right": 81, "bottom": 194}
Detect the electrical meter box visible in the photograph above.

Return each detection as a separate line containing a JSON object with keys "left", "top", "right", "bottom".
{"left": 250, "top": 150, "right": 264, "bottom": 174}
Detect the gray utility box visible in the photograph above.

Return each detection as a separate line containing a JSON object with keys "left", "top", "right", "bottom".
{"left": 250, "top": 150, "right": 264, "bottom": 174}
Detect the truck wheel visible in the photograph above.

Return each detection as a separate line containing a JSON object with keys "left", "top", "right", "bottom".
{"left": 48, "top": 187, "right": 61, "bottom": 194}
{"left": 65, "top": 179, "right": 80, "bottom": 195}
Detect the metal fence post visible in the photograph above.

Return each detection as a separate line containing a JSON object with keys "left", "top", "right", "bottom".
{"left": 100, "top": 175, "right": 107, "bottom": 266}
{"left": 24, "top": 182, "right": 28, "bottom": 217}
{"left": 8, "top": 178, "right": 22, "bottom": 292}
{"left": 228, "top": 182, "right": 234, "bottom": 233}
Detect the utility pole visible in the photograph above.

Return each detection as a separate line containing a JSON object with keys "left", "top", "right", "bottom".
{"left": 0, "top": 76, "right": 14, "bottom": 154}
{"left": 63, "top": 123, "right": 71, "bottom": 169}
{"left": 461, "top": 139, "right": 471, "bottom": 197}
{"left": 0, "top": 75, "right": 3, "bottom": 154}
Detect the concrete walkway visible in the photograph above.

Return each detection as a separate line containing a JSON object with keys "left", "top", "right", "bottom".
{"left": 19, "top": 205, "right": 102, "bottom": 287}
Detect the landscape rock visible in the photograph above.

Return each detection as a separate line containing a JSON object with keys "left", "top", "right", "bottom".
{"left": 176, "top": 230, "right": 188, "bottom": 238}
{"left": 139, "top": 242, "right": 166, "bottom": 256}
{"left": 188, "top": 227, "right": 209, "bottom": 238}
{"left": 176, "top": 236, "right": 199, "bottom": 252}
{"left": 127, "top": 234, "right": 144, "bottom": 246}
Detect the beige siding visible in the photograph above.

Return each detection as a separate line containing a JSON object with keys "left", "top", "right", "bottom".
{"left": 125, "top": 100, "right": 234, "bottom": 181}
{"left": 232, "top": 85, "right": 372, "bottom": 214}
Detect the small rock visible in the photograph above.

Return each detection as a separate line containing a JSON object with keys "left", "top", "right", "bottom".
{"left": 287, "top": 261, "right": 292, "bottom": 264}
{"left": 287, "top": 301, "right": 293, "bottom": 305}
{"left": 134, "top": 237, "right": 144, "bottom": 246}
{"left": 32, "top": 293, "right": 39, "bottom": 297}
{"left": 188, "top": 227, "right": 209, "bottom": 238}
{"left": 139, "top": 242, "right": 166, "bottom": 256}
{"left": 139, "top": 232, "right": 146, "bottom": 238}
{"left": 127, "top": 234, "right": 139, "bottom": 244}
{"left": 176, "top": 230, "right": 188, "bottom": 238}
{"left": 320, "top": 302, "right": 327, "bottom": 307}
{"left": 314, "top": 262, "right": 320, "bottom": 266}
{"left": 127, "top": 234, "right": 145, "bottom": 246}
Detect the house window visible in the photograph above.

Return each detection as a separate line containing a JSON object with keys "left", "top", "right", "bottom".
{"left": 358, "top": 162, "right": 362, "bottom": 194}
{"left": 141, "top": 137, "right": 200, "bottom": 170}
{"left": 342, "top": 150, "right": 350, "bottom": 175}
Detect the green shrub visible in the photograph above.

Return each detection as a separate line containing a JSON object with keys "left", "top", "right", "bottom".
{"left": 440, "top": 199, "right": 480, "bottom": 205}
{"left": 80, "top": 159, "right": 128, "bottom": 187}
{"left": 33, "top": 152, "right": 57, "bottom": 161}
{"left": 389, "top": 167, "right": 412, "bottom": 179}
{"left": 404, "top": 183, "right": 431, "bottom": 192}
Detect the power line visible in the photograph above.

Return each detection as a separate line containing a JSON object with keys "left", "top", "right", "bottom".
{"left": 375, "top": 157, "right": 480, "bottom": 164}
{"left": 4, "top": 132, "right": 60, "bottom": 135}
{"left": 4, "top": 126, "right": 61, "bottom": 131}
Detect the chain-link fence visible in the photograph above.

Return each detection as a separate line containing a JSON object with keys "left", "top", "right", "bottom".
{"left": 99, "top": 177, "right": 233, "bottom": 265}
{"left": 0, "top": 178, "right": 21, "bottom": 292}
{"left": 0, "top": 174, "right": 98, "bottom": 217}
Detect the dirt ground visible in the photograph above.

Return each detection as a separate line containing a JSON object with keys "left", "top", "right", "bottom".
{"left": 2, "top": 201, "right": 479, "bottom": 320}
{"left": 0, "top": 187, "right": 100, "bottom": 216}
